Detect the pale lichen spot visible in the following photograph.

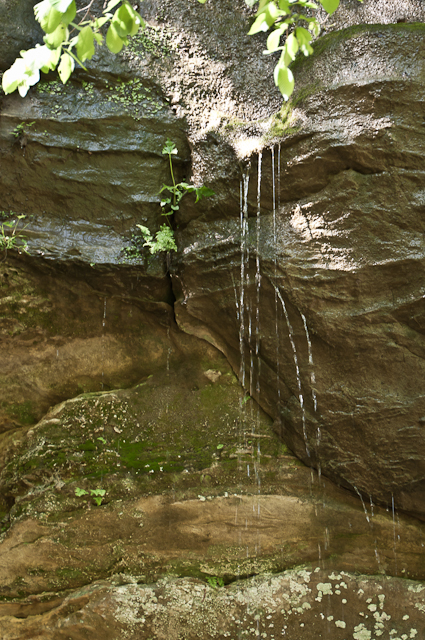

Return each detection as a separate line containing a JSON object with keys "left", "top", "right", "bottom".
{"left": 316, "top": 583, "right": 332, "bottom": 595}
{"left": 353, "top": 623, "right": 372, "bottom": 640}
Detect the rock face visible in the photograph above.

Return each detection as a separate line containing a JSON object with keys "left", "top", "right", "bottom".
{"left": 1, "top": 0, "right": 425, "bottom": 637}
{"left": 1, "top": 569, "right": 425, "bottom": 640}
{"left": 174, "top": 23, "right": 425, "bottom": 518}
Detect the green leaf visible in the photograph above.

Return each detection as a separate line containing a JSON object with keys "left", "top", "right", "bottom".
{"left": 2, "top": 59, "right": 27, "bottom": 95}
{"left": 106, "top": 22, "right": 125, "bottom": 53}
{"left": 50, "top": 0, "right": 74, "bottom": 12}
{"left": 43, "top": 23, "right": 67, "bottom": 49}
{"left": 105, "top": 0, "right": 122, "bottom": 11}
{"left": 295, "top": 26, "right": 312, "bottom": 45}
{"left": 40, "top": 46, "right": 61, "bottom": 72}
{"left": 274, "top": 62, "right": 294, "bottom": 100}
{"left": 34, "top": 0, "right": 75, "bottom": 32}
{"left": 77, "top": 26, "right": 95, "bottom": 62}
{"left": 93, "top": 16, "right": 110, "bottom": 29}
{"left": 285, "top": 31, "right": 299, "bottom": 60}
{"left": 297, "top": 0, "right": 318, "bottom": 7}
{"left": 75, "top": 487, "right": 88, "bottom": 497}
{"left": 162, "top": 139, "right": 177, "bottom": 155}
{"left": 153, "top": 224, "right": 177, "bottom": 253}
{"left": 319, "top": 0, "right": 339, "bottom": 14}
{"left": 248, "top": 13, "right": 268, "bottom": 35}
{"left": 34, "top": 3, "right": 64, "bottom": 34}
{"left": 266, "top": 24, "right": 288, "bottom": 52}
{"left": 61, "top": 0, "right": 76, "bottom": 25}
{"left": 195, "top": 185, "right": 214, "bottom": 203}
{"left": 58, "top": 51, "right": 74, "bottom": 83}
{"left": 278, "top": 0, "right": 290, "bottom": 11}
{"left": 136, "top": 225, "right": 153, "bottom": 246}
{"left": 90, "top": 489, "right": 106, "bottom": 497}
{"left": 3, "top": 44, "right": 58, "bottom": 96}
{"left": 113, "top": 2, "right": 143, "bottom": 38}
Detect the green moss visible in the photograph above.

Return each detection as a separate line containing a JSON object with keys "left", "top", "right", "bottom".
{"left": 5, "top": 401, "right": 36, "bottom": 425}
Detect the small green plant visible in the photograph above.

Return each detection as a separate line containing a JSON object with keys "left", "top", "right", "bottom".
{"left": 136, "top": 223, "right": 177, "bottom": 254}
{"left": 135, "top": 139, "right": 213, "bottom": 255}
{"left": 74, "top": 487, "right": 106, "bottom": 506}
{"left": 206, "top": 576, "right": 224, "bottom": 589}
{"left": 91, "top": 488, "right": 106, "bottom": 506}
{"left": 74, "top": 487, "right": 88, "bottom": 497}
{"left": 12, "top": 121, "right": 35, "bottom": 138}
{"left": 0, "top": 214, "right": 29, "bottom": 262}
{"left": 216, "top": 444, "right": 224, "bottom": 450}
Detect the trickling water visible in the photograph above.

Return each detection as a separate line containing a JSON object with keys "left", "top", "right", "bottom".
{"left": 231, "top": 272, "right": 240, "bottom": 322}
{"left": 101, "top": 297, "right": 107, "bottom": 390}
{"left": 277, "top": 143, "right": 281, "bottom": 210}
{"left": 354, "top": 485, "right": 370, "bottom": 525}
{"left": 392, "top": 494, "right": 398, "bottom": 575}
{"left": 255, "top": 152, "right": 262, "bottom": 441}
{"left": 272, "top": 147, "right": 281, "bottom": 412}
{"left": 274, "top": 286, "right": 309, "bottom": 456}
{"left": 300, "top": 312, "right": 317, "bottom": 413}
{"left": 239, "top": 169, "right": 250, "bottom": 390}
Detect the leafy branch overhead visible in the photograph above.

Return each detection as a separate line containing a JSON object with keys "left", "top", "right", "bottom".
{"left": 244, "top": 0, "right": 362, "bottom": 99}
{"left": 2, "top": 0, "right": 144, "bottom": 97}
{"left": 4, "top": 0, "right": 364, "bottom": 101}
{"left": 198, "top": 0, "right": 361, "bottom": 100}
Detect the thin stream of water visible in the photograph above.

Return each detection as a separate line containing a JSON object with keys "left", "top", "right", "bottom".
{"left": 255, "top": 152, "right": 262, "bottom": 438}
{"left": 392, "top": 494, "right": 398, "bottom": 575}
{"left": 239, "top": 169, "right": 250, "bottom": 390}
{"left": 274, "top": 286, "right": 309, "bottom": 456}
{"left": 300, "top": 312, "right": 317, "bottom": 413}
{"left": 354, "top": 485, "right": 371, "bottom": 524}
{"left": 101, "top": 297, "right": 106, "bottom": 390}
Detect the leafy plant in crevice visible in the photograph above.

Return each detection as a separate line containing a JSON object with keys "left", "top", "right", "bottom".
{"left": 136, "top": 139, "right": 214, "bottom": 256}
{"left": 75, "top": 487, "right": 106, "bottom": 506}
{"left": 205, "top": 576, "right": 225, "bottom": 589}
{"left": 0, "top": 215, "right": 29, "bottom": 262}
{"left": 2, "top": 0, "right": 145, "bottom": 97}
{"left": 12, "top": 121, "right": 36, "bottom": 139}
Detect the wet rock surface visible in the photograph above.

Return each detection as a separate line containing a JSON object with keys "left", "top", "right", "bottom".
{"left": 0, "top": 253, "right": 172, "bottom": 432}
{"left": 174, "top": 22, "right": 425, "bottom": 518}
{"left": 0, "top": 1, "right": 425, "bottom": 637}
